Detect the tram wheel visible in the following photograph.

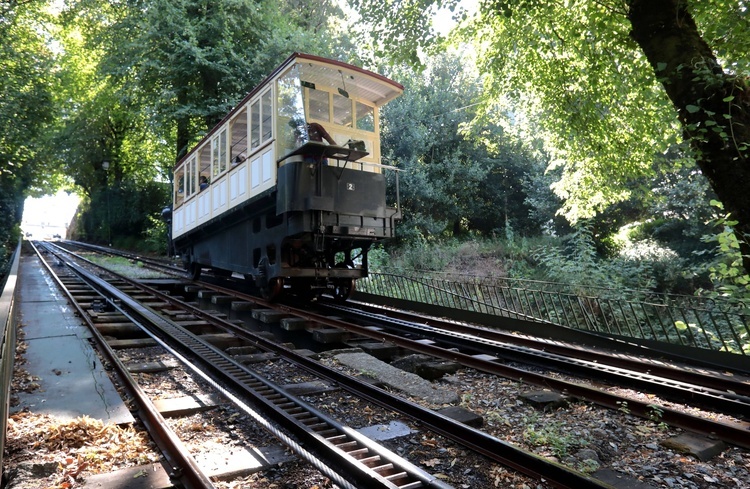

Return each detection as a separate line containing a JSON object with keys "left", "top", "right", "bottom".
{"left": 331, "top": 279, "right": 355, "bottom": 302}
{"left": 261, "top": 277, "right": 284, "bottom": 301}
{"left": 187, "top": 262, "right": 202, "bottom": 280}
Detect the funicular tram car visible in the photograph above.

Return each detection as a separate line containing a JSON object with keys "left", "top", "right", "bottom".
{"left": 170, "top": 53, "right": 404, "bottom": 300}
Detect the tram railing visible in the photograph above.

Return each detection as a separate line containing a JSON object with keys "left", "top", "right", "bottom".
{"left": 357, "top": 269, "right": 750, "bottom": 356}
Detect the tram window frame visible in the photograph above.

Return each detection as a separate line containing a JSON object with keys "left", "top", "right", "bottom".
{"left": 261, "top": 89, "right": 273, "bottom": 143}
{"left": 250, "top": 99, "right": 260, "bottom": 150}
{"left": 186, "top": 156, "right": 197, "bottom": 196}
{"left": 199, "top": 154, "right": 210, "bottom": 188}
{"left": 332, "top": 92, "right": 352, "bottom": 127}
{"left": 230, "top": 107, "right": 248, "bottom": 164}
{"left": 174, "top": 165, "right": 185, "bottom": 207}
{"left": 212, "top": 128, "right": 228, "bottom": 177}
{"left": 307, "top": 88, "right": 330, "bottom": 122}
{"left": 199, "top": 145, "right": 211, "bottom": 186}
{"left": 276, "top": 66, "right": 305, "bottom": 160}
{"left": 355, "top": 101, "right": 375, "bottom": 132}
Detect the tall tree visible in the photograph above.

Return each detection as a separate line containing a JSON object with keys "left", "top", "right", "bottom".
{"left": 382, "top": 53, "right": 542, "bottom": 239}
{"left": 0, "top": 0, "right": 56, "bottom": 260}
{"left": 352, "top": 0, "right": 750, "bottom": 273}
{"left": 67, "top": 0, "right": 349, "bottom": 164}
{"left": 628, "top": 1, "right": 750, "bottom": 273}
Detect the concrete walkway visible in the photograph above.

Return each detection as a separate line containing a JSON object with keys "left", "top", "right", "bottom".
{"left": 12, "top": 252, "right": 133, "bottom": 424}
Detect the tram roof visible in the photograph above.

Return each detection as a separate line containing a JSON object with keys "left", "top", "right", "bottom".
{"left": 175, "top": 53, "right": 403, "bottom": 169}
{"left": 289, "top": 53, "right": 404, "bottom": 106}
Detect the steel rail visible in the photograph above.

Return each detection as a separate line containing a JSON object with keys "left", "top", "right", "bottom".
{"left": 165, "top": 273, "right": 750, "bottom": 453}
{"left": 60, "top": 240, "right": 186, "bottom": 275}
{"left": 48, "top": 244, "right": 750, "bottom": 451}
{"left": 321, "top": 303, "right": 750, "bottom": 417}
{"left": 31, "top": 242, "right": 217, "bottom": 489}
{"left": 52, "top": 243, "right": 616, "bottom": 488}
{"left": 43, "top": 243, "right": 450, "bottom": 489}
{"left": 338, "top": 301, "right": 750, "bottom": 397}
{"left": 152, "top": 284, "right": 616, "bottom": 488}
{"left": 293, "top": 305, "right": 750, "bottom": 450}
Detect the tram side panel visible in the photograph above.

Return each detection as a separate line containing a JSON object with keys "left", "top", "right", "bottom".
{"left": 172, "top": 158, "right": 394, "bottom": 286}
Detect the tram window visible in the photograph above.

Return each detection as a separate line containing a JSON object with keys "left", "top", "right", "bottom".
{"left": 308, "top": 88, "right": 330, "bottom": 122}
{"left": 250, "top": 100, "right": 260, "bottom": 150}
{"left": 199, "top": 155, "right": 210, "bottom": 187}
{"left": 333, "top": 92, "right": 352, "bottom": 127}
{"left": 355, "top": 102, "right": 375, "bottom": 132}
{"left": 186, "top": 157, "right": 196, "bottom": 195}
{"left": 219, "top": 129, "right": 227, "bottom": 173}
{"left": 212, "top": 129, "right": 227, "bottom": 176}
{"left": 261, "top": 90, "right": 273, "bottom": 142}
{"left": 276, "top": 66, "right": 306, "bottom": 158}
{"left": 199, "top": 145, "right": 211, "bottom": 182}
{"left": 212, "top": 138, "right": 219, "bottom": 177}
{"left": 230, "top": 107, "right": 248, "bottom": 163}
{"left": 174, "top": 166, "right": 185, "bottom": 206}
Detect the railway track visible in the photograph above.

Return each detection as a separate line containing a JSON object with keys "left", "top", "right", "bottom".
{"left": 33, "top": 242, "right": 461, "bottom": 488}
{"left": 18, "top": 240, "right": 749, "bottom": 488}
{"left": 55, "top": 241, "right": 750, "bottom": 440}
{"left": 318, "top": 302, "right": 750, "bottom": 420}
{"left": 34, "top": 241, "right": 620, "bottom": 488}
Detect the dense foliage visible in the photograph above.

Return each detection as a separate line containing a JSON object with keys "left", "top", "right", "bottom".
{"left": 0, "top": 1, "right": 57, "bottom": 272}
{"left": 352, "top": 0, "right": 750, "bottom": 280}
{"left": 381, "top": 53, "right": 552, "bottom": 241}
{"left": 1, "top": 0, "right": 748, "bottom": 303}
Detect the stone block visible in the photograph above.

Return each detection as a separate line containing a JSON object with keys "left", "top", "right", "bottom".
{"left": 153, "top": 394, "right": 223, "bottom": 417}
{"left": 519, "top": 390, "right": 570, "bottom": 410}
{"left": 107, "top": 338, "right": 158, "bottom": 349}
{"left": 211, "top": 295, "right": 235, "bottom": 305}
{"left": 660, "top": 433, "right": 728, "bottom": 461}
{"left": 231, "top": 301, "right": 257, "bottom": 311}
{"left": 235, "top": 352, "right": 277, "bottom": 363}
{"left": 80, "top": 463, "right": 172, "bottom": 489}
{"left": 437, "top": 406, "right": 483, "bottom": 428}
{"left": 252, "top": 309, "right": 290, "bottom": 323}
{"left": 357, "top": 342, "right": 399, "bottom": 361}
{"left": 313, "top": 328, "right": 349, "bottom": 344}
{"left": 593, "top": 469, "right": 658, "bottom": 488}
{"left": 280, "top": 381, "right": 337, "bottom": 396}
{"left": 280, "top": 317, "right": 313, "bottom": 331}
{"left": 127, "top": 360, "right": 179, "bottom": 374}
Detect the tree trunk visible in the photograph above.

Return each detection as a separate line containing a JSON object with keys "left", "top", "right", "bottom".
{"left": 628, "top": 0, "right": 750, "bottom": 274}
{"left": 175, "top": 89, "right": 191, "bottom": 163}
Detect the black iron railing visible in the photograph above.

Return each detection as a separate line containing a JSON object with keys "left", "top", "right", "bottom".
{"left": 358, "top": 269, "right": 750, "bottom": 356}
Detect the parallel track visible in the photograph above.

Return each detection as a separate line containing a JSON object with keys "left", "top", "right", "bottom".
{"left": 44, "top": 241, "right": 616, "bottom": 489}
{"left": 37, "top": 242, "right": 450, "bottom": 489}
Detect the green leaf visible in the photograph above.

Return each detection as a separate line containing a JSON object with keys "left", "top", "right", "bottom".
{"left": 685, "top": 104, "right": 701, "bottom": 113}
{"left": 723, "top": 95, "right": 735, "bottom": 102}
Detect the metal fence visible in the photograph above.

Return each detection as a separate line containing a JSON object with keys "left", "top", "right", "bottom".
{"left": 1, "top": 241, "right": 21, "bottom": 475}
{"left": 357, "top": 269, "right": 750, "bottom": 356}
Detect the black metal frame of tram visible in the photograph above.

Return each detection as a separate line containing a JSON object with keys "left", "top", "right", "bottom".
{"left": 175, "top": 143, "right": 400, "bottom": 300}
{"left": 167, "top": 53, "right": 404, "bottom": 300}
